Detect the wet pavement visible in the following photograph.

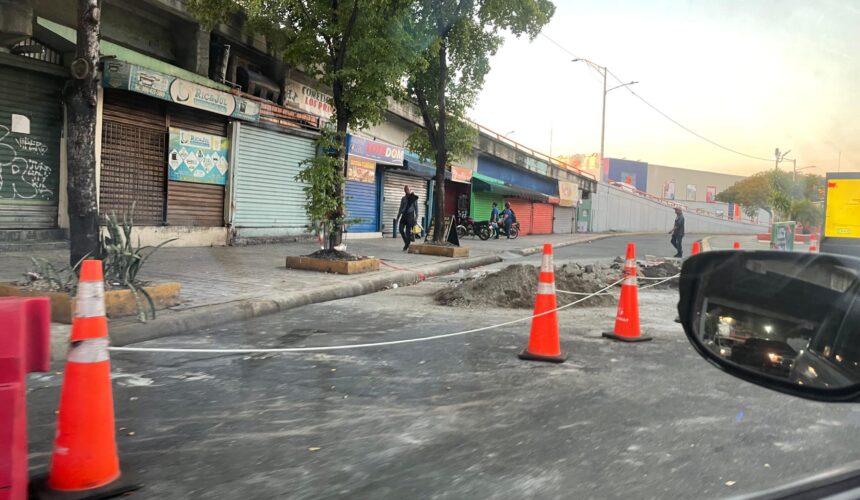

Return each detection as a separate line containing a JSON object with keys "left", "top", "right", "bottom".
{"left": 25, "top": 274, "right": 860, "bottom": 499}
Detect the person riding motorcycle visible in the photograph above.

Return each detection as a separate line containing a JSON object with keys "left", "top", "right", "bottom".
{"left": 499, "top": 202, "right": 516, "bottom": 239}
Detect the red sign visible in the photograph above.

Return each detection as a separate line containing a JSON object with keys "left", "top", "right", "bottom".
{"left": 450, "top": 165, "right": 472, "bottom": 183}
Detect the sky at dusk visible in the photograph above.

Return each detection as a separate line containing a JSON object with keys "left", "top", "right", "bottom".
{"left": 470, "top": 0, "right": 859, "bottom": 177}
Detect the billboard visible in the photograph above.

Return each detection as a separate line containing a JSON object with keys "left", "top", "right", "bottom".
{"left": 824, "top": 178, "right": 860, "bottom": 239}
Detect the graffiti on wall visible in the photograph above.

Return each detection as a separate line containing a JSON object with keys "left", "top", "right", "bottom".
{"left": 0, "top": 123, "right": 54, "bottom": 200}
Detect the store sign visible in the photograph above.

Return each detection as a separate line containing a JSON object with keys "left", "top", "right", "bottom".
{"left": 347, "top": 156, "right": 376, "bottom": 184}
{"left": 451, "top": 165, "right": 472, "bottom": 184}
{"left": 103, "top": 60, "right": 260, "bottom": 122}
{"left": 558, "top": 180, "right": 577, "bottom": 207}
{"left": 284, "top": 80, "right": 334, "bottom": 120}
{"left": 824, "top": 179, "right": 860, "bottom": 238}
{"left": 348, "top": 135, "right": 404, "bottom": 166}
{"left": 167, "top": 128, "right": 230, "bottom": 185}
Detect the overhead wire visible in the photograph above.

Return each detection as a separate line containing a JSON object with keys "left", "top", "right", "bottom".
{"left": 539, "top": 31, "right": 774, "bottom": 163}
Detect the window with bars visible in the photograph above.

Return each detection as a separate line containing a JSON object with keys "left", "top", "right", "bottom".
{"left": 10, "top": 38, "right": 61, "bottom": 65}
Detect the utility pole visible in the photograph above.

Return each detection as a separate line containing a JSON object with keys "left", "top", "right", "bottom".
{"left": 572, "top": 59, "right": 637, "bottom": 163}
{"left": 599, "top": 65, "right": 607, "bottom": 163}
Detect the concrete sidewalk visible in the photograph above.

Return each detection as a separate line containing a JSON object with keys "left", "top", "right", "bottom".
{"left": 0, "top": 232, "right": 626, "bottom": 355}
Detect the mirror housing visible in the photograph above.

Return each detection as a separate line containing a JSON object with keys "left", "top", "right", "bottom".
{"left": 679, "top": 251, "right": 860, "bottom": 402}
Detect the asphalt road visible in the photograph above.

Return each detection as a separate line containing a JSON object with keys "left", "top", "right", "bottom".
{"left": 25, "top": 247, "right": 860, "bottom": 499}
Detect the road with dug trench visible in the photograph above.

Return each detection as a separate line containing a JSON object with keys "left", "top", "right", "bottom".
{"left": 26, "top": 234, "right": 860, "bottom": 499}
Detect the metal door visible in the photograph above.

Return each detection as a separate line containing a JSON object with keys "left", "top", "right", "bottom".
{"left": 531, "top": 202, "right": 554, "bottom": 234}
{"left": 505, "top": 198, "right": 533, "bottom": 235}
{"left": 233, "top": 124, "right": 315, "bottom": 233}
{"left": 382, "top": 170, "right": 428, "bottom": 236}
{"left": 0, "top": 65, "right": 62, "bottom": 228}
{"left": 553, "top": 206, "right": 575, "bottom": 234}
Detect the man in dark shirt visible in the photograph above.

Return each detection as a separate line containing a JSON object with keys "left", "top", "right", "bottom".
{"left": 670, "top": 207, "right": 685, "bottom": 258}
{"left": 397, "top": 185, "right": 419, "bottom": 251}
{"left": 489, "top": 202, "right": 500, "bottom": 239}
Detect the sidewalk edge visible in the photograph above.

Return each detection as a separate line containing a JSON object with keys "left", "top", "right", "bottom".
{"left": 104, "top": 254, "right": 501, "bottom": 351}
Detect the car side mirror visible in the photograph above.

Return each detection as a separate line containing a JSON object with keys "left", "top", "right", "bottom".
{"left": 678, "top": 251, "right": 860, "bottom": 402}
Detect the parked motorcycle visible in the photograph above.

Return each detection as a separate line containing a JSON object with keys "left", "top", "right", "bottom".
{"left": 478, "top": 221, "right": 520, "bottom": 240}
{"left": 455, "top": 211, "right": 482, "bottom": 239}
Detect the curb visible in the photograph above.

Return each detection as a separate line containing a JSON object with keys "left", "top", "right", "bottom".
{"left": 104, "top": 253, "right": 501, "bottom": 350}
{"left": 514, "top": 232, "right": 661, "bottom": 256}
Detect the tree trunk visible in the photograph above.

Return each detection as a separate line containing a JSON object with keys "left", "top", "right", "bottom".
{"left": 432, "top": 40, "right": 448, "bottom": 243}
{"left": 66, "top": 0, "right": 101, "bottom": 266}
{"left": 329, "top": 107, "right": 349, "bottom": 250}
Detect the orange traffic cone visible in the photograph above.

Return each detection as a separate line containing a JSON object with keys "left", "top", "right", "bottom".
{"left": 603, "top": 243, "right": 652, "bottom": 342}
{"left": 809, "top": 234, "right": 819, "bottom": 253}
{"left": 519, "top": 244, "right": 566, "bottom": 363}
{"left": 691, "top": 240, "right": 702, "bottom": 255}
{"left": 733, "top": 241, "right": 741, "bottom": 249}
{"left": 33, "top": 260, "right": 139, "bottom": 498}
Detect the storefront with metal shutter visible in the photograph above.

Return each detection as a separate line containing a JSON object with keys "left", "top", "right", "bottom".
{"left": 531, "top": 202, "right": 554, "bottom": 234}
{"left": 99, "top": 60, "right": 264, "bottom": 245}
{"left": 470, "top": 172, "right": 550, "bottom": 236}
{"left": 553, "top": 205, "right": 576, "bottom": 234}
{"left": 506, "top": 198, "right": 534, "bottom": 235}
{"left": 100, "top": 89, "right": 167, "bottom": 225}
{"left": 382, "top": 170, "right": 428, "bottom": 237}
{"left": 231, "top": 123, "right": 316, "bottom": 238}
{"left": 0, "top": 59, "right": 64, "bottom": 229}
{"left": 100, "top": 90, "right": 229, "bottom": 228}
{"left": 470, "top": 191, "right": 503, "bottom": 222}
{"left": 345, "top": 135, "right": 405, "bottom": 236}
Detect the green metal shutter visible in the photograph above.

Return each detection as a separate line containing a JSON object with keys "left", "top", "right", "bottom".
{"left": 470, "top": 191, "right": 503, "bottom": 222}
{"left": 233, "top": 124, "right": 315, "bottom": 236}
{"left": 0, "top": 64, "right": 62, "bottom": 228}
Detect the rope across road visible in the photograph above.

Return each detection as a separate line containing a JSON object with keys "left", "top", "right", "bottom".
{"left": 108, "top": 273, "right": 680, "bottom": 355}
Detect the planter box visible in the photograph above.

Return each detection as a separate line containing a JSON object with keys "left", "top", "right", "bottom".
{"left": 0, "top": 282, "right": 181, "bottom": 324}
{"left": 408, "top": 244, "right": 469, "bottom": 258}
{"left": 286, "top": 256, "right": 380, "bottom": 275}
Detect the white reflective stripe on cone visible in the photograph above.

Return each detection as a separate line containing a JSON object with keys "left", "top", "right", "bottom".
{"left": 540, "top": 256, "right": 554, "bottom": 273}
{"left": 67, "top": 338, "right": 110, "bottom": 363}
{"left": 75, "top": 280, "right": 106, "bottom": 318}
{"left": 625, "top": 259, "right": 636, "bottom": 269}
{"left": 623, "top": 275, "right": 638, "bottom": 286}
{"left": 537, "top": 282, "right": 556, "bottom": 295}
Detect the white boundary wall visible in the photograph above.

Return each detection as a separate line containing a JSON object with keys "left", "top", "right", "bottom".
{"left": 591, "top": 182, "right": 768, "bottom": 234}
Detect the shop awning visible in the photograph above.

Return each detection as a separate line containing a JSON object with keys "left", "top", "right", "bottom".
{"left": 400, "top": 152, "right": 451, "bottom": 179}
{"left": 37, "top": 17, "right": 230, "bottom": 91}
{"left": 471, "top": 172, "right": 551, "bottom": 203}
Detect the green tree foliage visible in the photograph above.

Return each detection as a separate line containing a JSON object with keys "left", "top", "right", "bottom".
{"left": 187, "top": 0, "right": 412, "bottom": 249}
{"left": 404, "top": 0, "right": 555, "bottom": 241}
{"left": 790, "top": 198, "right": 824, "bottom": 229}
{"left": 718, "top": 170, "right": 825, "bottom": 222}
{"left": 716, "top": 171, "right": 774, "bottom": 218}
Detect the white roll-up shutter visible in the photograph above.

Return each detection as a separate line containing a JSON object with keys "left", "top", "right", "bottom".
{"left": 233, "top": 124, "right": 315, "bottom": 235}
{"left": 553, "top": 206, "right": 575, "bottom": 234}
{"left": 382, "top": 170, "right": 428, "bottom": 236}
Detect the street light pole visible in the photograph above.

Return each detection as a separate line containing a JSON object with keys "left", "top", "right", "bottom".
{"left": 572, "top": 59, "right": 637, "bottom": 163}
{"left": 599, "top": 65, "right": 607, "bottom": 163}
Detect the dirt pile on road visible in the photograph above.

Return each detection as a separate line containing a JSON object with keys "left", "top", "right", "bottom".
{"left": 435, "top": 263, "right": 621, "bottom": 309}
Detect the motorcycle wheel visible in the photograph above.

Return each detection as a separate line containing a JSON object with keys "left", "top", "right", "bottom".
{"left": 510, "top": 226, "right": 519, "bottom": 239}
{"left": 456, "top": 225, "right": 467, "bottom": 239}
{"left": 477, "top": 226, "right": 491, "bottom": 240}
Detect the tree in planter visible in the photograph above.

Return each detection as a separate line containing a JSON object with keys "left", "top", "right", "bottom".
{"left": 66, "top": 0, "right": 102, "bottom": 265}
{"left": 404, "top": 0, "right": 555, "bottom": 243}
{"left": 188, "top": 0, "right": 412, "bottom": 250}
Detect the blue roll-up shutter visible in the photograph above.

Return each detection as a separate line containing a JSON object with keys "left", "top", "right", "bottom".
{"left": 345, "top": 179, "right": 378, "bottom": 232}
{"left": 233, "top": 124, "right": 315, "bottom": 232}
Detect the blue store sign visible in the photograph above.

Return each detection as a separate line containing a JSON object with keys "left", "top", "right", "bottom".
{"left": 347, "top": 135, "right": 404, "bottom": 166}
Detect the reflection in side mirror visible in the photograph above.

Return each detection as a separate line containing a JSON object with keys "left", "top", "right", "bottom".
{"left": 679, "top": 251, "right": 860, "bottom": 402}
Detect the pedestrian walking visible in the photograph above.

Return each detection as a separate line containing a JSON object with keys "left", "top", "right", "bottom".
{"left": 397, "top": 185, "right": 419, "bottom": 251}
{"left": 670, "top": 207, "right": 685, "bottom": 258}
{"left": 490, "top": 202, "right": 500, "bottom": 239}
